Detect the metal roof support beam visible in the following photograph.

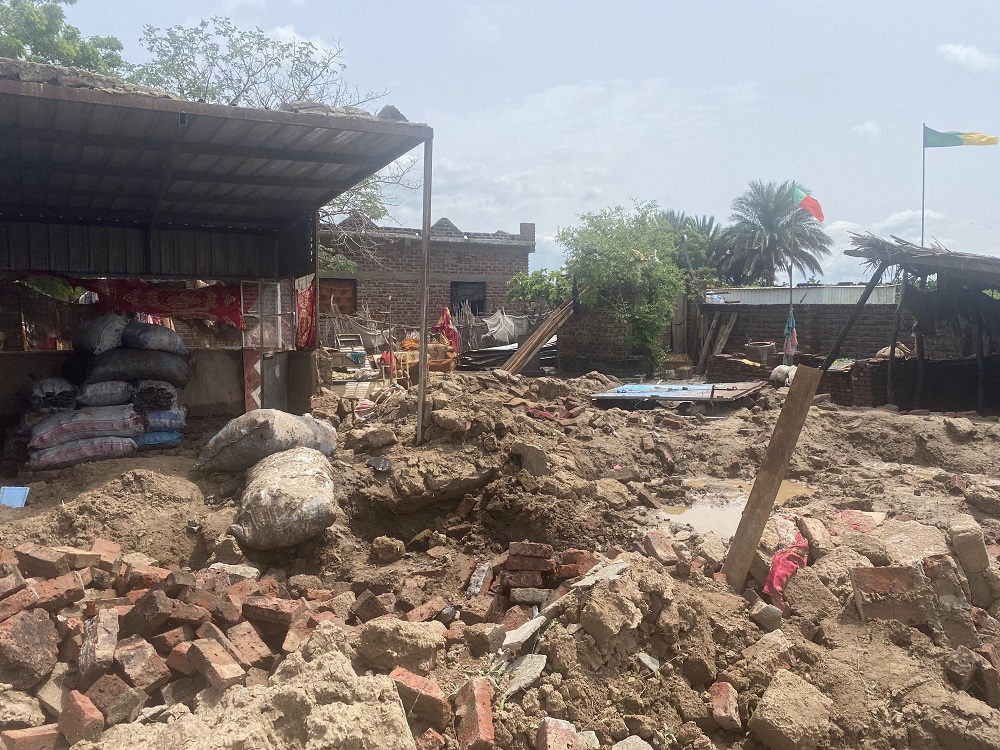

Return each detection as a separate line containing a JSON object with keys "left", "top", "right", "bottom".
{"left": 415, "top": 137, "right": 433, "bottom": 446}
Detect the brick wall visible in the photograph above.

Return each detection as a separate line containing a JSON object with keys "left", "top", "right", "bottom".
{"left": 323, "top": 235, "right": 531, "bottom": 329}
{"left": 690, "top": 303, "right": 967, "bottom": 360}
{"left": 558, "top": 312, "right": 679, "bottom": 375}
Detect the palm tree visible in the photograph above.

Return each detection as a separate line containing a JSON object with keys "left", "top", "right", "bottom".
{"left": 715, "top": 180, "right": 832, "bottom": 286}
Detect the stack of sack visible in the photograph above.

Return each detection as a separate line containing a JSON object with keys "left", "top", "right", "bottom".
{"left": 20, "top": 314, "right": 192, "bottom": 471}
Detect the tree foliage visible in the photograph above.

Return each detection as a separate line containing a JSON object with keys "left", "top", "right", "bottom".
{"left": 713, "top": 180, "right": 832, "bottom": 286}
{"left": 0, "top": 0, "right": 125, "bottom": 74}
{"left": 506, "top": 270, "right": 571, "bottom": 308}
{"left": 558, "top": 201, "right": 683, "bottom": 372}
{"left": 129, "top": 17, "right": 417, "bottom": 259}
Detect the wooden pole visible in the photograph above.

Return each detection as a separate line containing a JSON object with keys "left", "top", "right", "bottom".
{"left": 722, "top": 365, "right": 823, "bottom": 591}
{"left": 886, "top": 270, "right": 909, "bottom": 405}
{"left": 820, "top": 260, "right": 889, "bottom": 371}
{"left": 414, "top": 137, "right": 434, "bottom": 445}
{"left": 915, "top": 276, "right": 928, "bottom": 408}
{"left": 697, "top": 312, "right": 721, "bottom": 373}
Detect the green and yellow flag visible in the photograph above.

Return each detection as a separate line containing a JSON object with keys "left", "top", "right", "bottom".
{"left": 924, "top": 125, "right": 998, "bottom": 148}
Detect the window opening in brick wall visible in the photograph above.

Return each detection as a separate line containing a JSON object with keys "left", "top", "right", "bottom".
{"left": 242, "top": 280, "right": 295, "bottom": 352}
{"left": 451, "top": 281, "right": 486, "bottom": 316}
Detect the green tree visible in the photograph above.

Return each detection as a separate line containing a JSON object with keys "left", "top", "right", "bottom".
{"left": 0, "top": 0, "right": 125, "bottom": 74}
{"left": 130, "top": 17, "right": 415, "bottom": 253}
{"left": 658, "top": 210, "right": 724, "bottom": 285}
{"left": 558, "top": 201, "right": 684, "bottom": 374}
{"left": 714, "top": 180, "right": 832, "bottom": 286}
{"left": 506, "top": 270, "right": 571, "bottom": 310}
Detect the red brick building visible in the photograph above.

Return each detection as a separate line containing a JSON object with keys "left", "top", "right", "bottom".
{"left": 318, "top": 217, "right": 534, "bottom": 328}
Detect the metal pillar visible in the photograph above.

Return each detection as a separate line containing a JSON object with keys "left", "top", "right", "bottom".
{"left": 414, "top": 138, "right": 434, "bottom": 444}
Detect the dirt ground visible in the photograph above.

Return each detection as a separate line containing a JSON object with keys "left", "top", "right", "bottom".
{"left": 4, "top": 368, "right": 1000, "bottom": 749}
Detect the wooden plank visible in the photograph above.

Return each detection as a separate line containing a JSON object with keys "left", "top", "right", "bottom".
{"left": 696, "top": 312, "right": 721, "bottom": 373}
{"left": 722, "top": 365, "right": 823, "bottom": 591}
{"left": 670, "top": 292, "right": 687, "bottom": 354}
{"left": 501, "top": 296, "right": 576, "bottom": 375}
{"left": 821, "top": 260, "right": 889, "bottom": 371}
{"left": 711, "top": 313, "right": 738, "bottom": 357}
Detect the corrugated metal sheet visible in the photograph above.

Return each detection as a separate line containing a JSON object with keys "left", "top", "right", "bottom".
{"left": 708, "top": 284, "right": 899, "bottom": 306}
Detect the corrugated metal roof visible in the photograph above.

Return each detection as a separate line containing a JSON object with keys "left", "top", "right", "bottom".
{"left": 0, "top": 59, "right": 432, "bottom": 234}
{"left": 708, "top": 284, "right": 899, "bottom": 305}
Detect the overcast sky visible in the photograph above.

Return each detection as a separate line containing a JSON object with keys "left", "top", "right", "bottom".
{"left": 65, "top": 0, "right": 1000, "bottom": 283}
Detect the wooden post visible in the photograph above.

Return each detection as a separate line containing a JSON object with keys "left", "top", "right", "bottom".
{"left": 915, "top": 275, "right": 928, "bottom": 408}
{"left": 973, "top": 312, "right": 985, "bottom": 411}
{"left": 722, "top": 365, "right": 823, "bottom": 591}
{"left": 886, "top": 271, "right": 909, "bottom": 405}
{"left": 820, "top": 260, "right": 889, "bottom": 371}
{"left": 697, "top": 312, "right": 721, "bottom": 373}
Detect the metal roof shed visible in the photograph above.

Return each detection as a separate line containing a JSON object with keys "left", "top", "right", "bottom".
{"left": 0, "top": 59, "right": 433, "bottom": 281}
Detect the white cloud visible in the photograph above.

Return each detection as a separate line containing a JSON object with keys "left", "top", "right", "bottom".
{"left": 266, "top": 24, "right": 328, "bottom": 50}
{"left": 850, "top": 120, "right": 881, "bottom": 139}
{"left": 217, "top": 0, "right": 266, "bottom": 12}
{"left": 936, "top": 43, "right": 999, "bottom": 72}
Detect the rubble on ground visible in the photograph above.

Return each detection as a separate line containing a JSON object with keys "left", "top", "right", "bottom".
{"left": 3, "top": 368, "right": 1000, "bottom": 748}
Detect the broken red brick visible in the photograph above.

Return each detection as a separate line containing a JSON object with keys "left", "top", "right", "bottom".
{"left": 187, "top": 638, "right": 246, "bottom": 691}
{"left": 415, "top": 728, "right": 446, "bottom": 750}
{"left": 33, "top": 571, "right": 87, "bottom": 611}
{"left": 149, "top": 625, "right": 195, "bottom": 654}
{"left": 0, "top": 608, "right": 59, "bottom": 690}
{"left": 90, "top": 539, "right": 121, "bottom": 572}
{"left": 507, "top": 541, "right": 554, "bottom": 559}
{"left": 0, "top": 574, "right": 25, "bottom": 600}
{"left": 710, "top": 681, "right": 742, "bottom": 731}
{"left": 119, "top": 589, "right": 173, "bottom": 638}
{"left": 245, "top": 667, "right": 269, "bottom": 688}
{"left": 404, "top": 595, "right": 448, "bottom": 623}
{"left": 390, "top": 667, "right": 452, "bottom": 731}
{"left": 643, "top": 530, "right": 678, "bottom": 565}
{"left": 85, "top": 673, "right": 147, "bottom": 726}
{"left": 154, "top": 570, "right": 197, "bottom": 598}
{"left": 0, "top": 724, "right": 61, "bottom": 750}
{"left": 115, "top": 635, "right": 172, "bottom": 693}
{"left": 196, "top": 622, "right": 248, "bottom": 667}
{"left": 505, "top": 555, "right": 556, "bottom": 573}
{"left": 496, "top": 570, "right": 544, "bottom": 589}
{"left": 184, "top": 588, "right": 242, "bottom": 626}
{"left": 443, "top": 621, "right": 467, "bottom": 645}
{"left": 659, "top": 414, "right": 685, "bottom": 429}
{"left": 501, "top": 605, "right": 533, "bottom": 632}
{"left": 0, "top": 586, "right": 40, "bottom": 623}
{"left": 640, "top": 435, "right": 656, "bottom": 453}
{"left": 123, "top": 564, "right": 171, "bottom": 592}
{"left": 242, "top": 596, "right": 306, "bottom": 625}
{"left": 52, "top": 547, "right": 102, "bottom": 570}
{"left": 59, "top": 690, "right": 104, "bottom": 744}
{"left": 225, "top": 621, "right": 273, "bottom": 669}
{"left": 455, "top": 677, "right": 495, "bottom": 750}
{"left": 351, "top": 591, "right": 396, "bottom": 622}
{"left": 459, "top": 595, "right": 496, "bottom": 626}
{"left": 658, "top": 447, "right": 676, "bottom": 471}
{"left": 165, "top": 641, "right": 196, "bottom": 676}
{"left": 167, "top": 600, "right": 212, "bottom": 628}
{"left": 14, "top": 543, "right": 69, "bottom": 578}
{"left": 536, "top": 716, "right": 577, "bottom": 750}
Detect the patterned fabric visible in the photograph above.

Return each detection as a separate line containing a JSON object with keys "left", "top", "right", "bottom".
{"left": 296, "top": 278, "right": 317, "bottom": 349}
{"left": 430, "top": 307, "right": 459, "bottom": 352}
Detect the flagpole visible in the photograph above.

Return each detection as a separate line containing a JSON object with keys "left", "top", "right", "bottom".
{"left": 921, "top": 123, "right": 926, "bottom": 247}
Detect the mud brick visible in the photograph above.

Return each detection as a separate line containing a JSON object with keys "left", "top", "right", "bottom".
{"left": 196, "top": 622, "right": 247, "bottom": 667}
{"left": 505, "top": 555, "right": 556, "bottom": 573}
{"left": 455, "top": 677, "right": 495, "bottom": 750}
{"left": 59, "top": 690, "right": 104, "bottom": 745}
{"left": 241, "top": 596, "right": 306, "bottom": 625}
{"left": 167, "top": 600, "right": 212, "bottom": 628}
{"left": 640, "top": 435, "right": 656, "bottom": 453}
{"left": 85, "top": 673, "right": 147, "bottom": 726}
{"left": 508, "top": 541, "right": 555, "bottom": 559}
{"left": 537, "top": 716, "right": 578, "bottom": 750}
{"left": 0, "top": 573, "right": 25, "bottom": 600}
{"left": 351, "top": 591, "right": 396, "bottom": 622}
{"left": 119, "top": 590, "right": 173, "bottom": 638}
{"left": 0, "top": 725, "right": 61, "bottom": 750}
{"left": 497, "top": 570, "right": 544, "bottom": 589}
{"left": 166, "top": 641, "right": 196, "bottom": 676}
{"left": 33, "top": 571, "right": 87, "bottom": 611}
{"left": 709, "top": 681, "right": 742, "bottom": 731}
{"left": 89, "top": 539, "right": 121, "bottom": 572}
{"left": 643, "top": 530, "right": 678, "bottom": 565}
{"left": 159, "top": 675, "right": 204, "bottom": 706}
{"left": 415, "top": 728, "right": 446, "bottom": 750}
{"left": 501, "top": 605, "right": 533, "bottom": 632}
{"left": 850, "top": 565, "right": 936, "bottom": 626}
{"left": 187, "top": 638, "right": 246, "bottom": 691}
{"left": 123, "top": 564, "right": 171, "bottom": 592}
{"left": 405, "top": 595, "right": 448, "bottom": 623}
{"left": 225, "top": 621, "right": 273, "bottom": 669}
{"left": 184, "top": 588, "right": 241, "bottom": 626}
{"left": 390, "top": 667, "right": 452, "bottom": 731}
{"left": 78, "top": 608, "right": 119, "bottom": 683}
{"left": 115, "top": 635, "right": 172, "bottom": 693}
{"left": 149, "top": 625, "right": 194, "bottom": 654}
{"left": 0, "top": 586, "right": 39, "bottom": 623}
{"left": 14, "top": 543, "right": 70, "bottom": 579}
{"left": 50, "top": 547, "right": 102, "bottom": 571}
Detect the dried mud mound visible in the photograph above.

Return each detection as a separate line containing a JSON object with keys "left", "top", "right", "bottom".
{"left": 75, "top": 622, "right": 415, "bottom": 750}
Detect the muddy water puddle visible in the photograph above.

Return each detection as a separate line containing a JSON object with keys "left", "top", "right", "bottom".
{"left": 653, "top": 477, "right": 814, "bottom": 539}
